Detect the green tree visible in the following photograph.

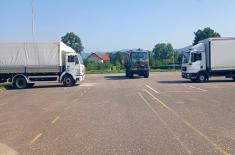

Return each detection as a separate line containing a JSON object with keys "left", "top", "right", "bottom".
{"left": 174, "top": 50, "right": 183, "bottom": 65}
{"left": 193, "top": 27, "right": 221, "bottom": 45}
{"left": 61, "top": 32, "right": 84, "bottom": 53}
{"left": 152, "top": 43, "right": 174, "bottom": 66}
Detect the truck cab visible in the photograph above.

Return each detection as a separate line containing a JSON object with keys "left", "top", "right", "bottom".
{"left": 124, "top": 50, "right": 150, "bottom": 78}
{"left": 62, "top": 53, "right": 85, "bottom": 86}
{"left": 181, "top": 43, "right": 207, "bottom": 82}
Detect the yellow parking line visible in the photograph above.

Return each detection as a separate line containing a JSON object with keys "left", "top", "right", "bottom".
{"left": 30, "top": 133, "right": 43, "bottom": 145}
{"left": 144, "top": 89, "right": 231, "bottom": 155}
{"left": 51, "top": 116, "right": 60, "bottom": 124}
{"left": 138, "top": 92, "right": 192, "bottom": 154}
{"left": 145, "top": 84, "right": 160, "bottom": 94}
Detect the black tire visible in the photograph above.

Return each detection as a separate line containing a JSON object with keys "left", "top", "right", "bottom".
{"left": 125, "top": 70, "right": 128, "bottom": 77}
{"left": 13, "top": 76, "right": 27, "bottom": 89}
{"left": 232, "top": 77, "right": 235, "bottom": 81}
{"left": 63, "top": 75, "right": 75, "bottom": 87}
{"left": 197, "top": 73, "right": 207, "bottom": 83}
{"left": 27, "top": 83, "right": 35, "bottom": 88}
{"left": 144, "top": 72, "right": 149, "bottom": 78}
{"left": 127, "top": 71, "right": 133, "bottom": 78}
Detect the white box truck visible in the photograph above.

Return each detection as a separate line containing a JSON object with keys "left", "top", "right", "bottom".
{"left": 0, "top": 42, "right": 85, "bottom": 88}
{"left": 181, "top": 38, "right": 235, "bottom": 82}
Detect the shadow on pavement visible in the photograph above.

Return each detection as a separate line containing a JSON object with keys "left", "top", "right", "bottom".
{"left": 158, "top": 80, "right": 192, "bottom": 84}
{"left": 5, "top": 84, "right": 79, "bottom": 90}
{"left": 104, "top": 75, "right": 142, "bottom": 80}
{"left": 158, "top": 79, "right": 235, "bottom": 84}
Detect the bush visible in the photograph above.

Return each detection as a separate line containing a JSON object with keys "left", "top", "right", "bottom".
{"left": 84, "top": 60, "right": 120, "bottom": 72}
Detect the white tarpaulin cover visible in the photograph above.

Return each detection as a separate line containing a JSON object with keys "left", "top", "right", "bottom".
{"left": 0, "top": 42, "right": 61, "bottom": 66}
{"left": 0, "top": 42, "right": 76, "bottom": 73}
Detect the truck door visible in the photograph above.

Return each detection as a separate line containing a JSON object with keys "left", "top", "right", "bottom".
{"left": 66, "top": 54, "right": 79, "bottom": 76}
{"left": 78, "top": 55, "right": 85, "bottom": 77}
{"left": 191, "top": 52, "right": 205, "bottom": 71}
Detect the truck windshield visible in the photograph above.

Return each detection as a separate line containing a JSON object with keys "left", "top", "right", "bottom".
{"left": 131, "top": 52, "right": 148, "bottom": 60}
{"left": 182, "top": 53, "right": 189, "bottom": 63}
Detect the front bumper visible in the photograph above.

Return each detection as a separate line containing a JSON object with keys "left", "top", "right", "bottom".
{"left": 75, "top": 74, "right": 85, "bottom": 81}
{"left": 131, "top": 68, "right": 149, "bottom": 75}
{"left": 182, "top": 72, "right": 198, "bottom": 79}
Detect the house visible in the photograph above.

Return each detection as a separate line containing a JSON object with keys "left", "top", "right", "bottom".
{"left": 87, "top": 53, "right": 110, "bottom": 63}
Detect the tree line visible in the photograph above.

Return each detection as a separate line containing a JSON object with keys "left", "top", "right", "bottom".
{"left": 61, "top": 27, "right": 221, "bottom": 71}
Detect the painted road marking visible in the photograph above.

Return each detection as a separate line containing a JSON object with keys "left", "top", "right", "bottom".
{"left": 80, "top": 83, "right": 95, "bottom": 87}
{"left": 138, "top": 92, "right": 192, "bottom": 155}
{"left": 145, "top": 84, "right": 160, "bottom": 94}
{"left": 144, "top": 89, "right": 231, "bottom": 155}
{"left": 0, "top": 143, "right": 18, "bottom": 155}
{"left": 164, "top": 90, "right": 203, "bottom": 93}
{"left": 188, "top": 85, "right": 207, "bottom": 92}
{"left": 30, "top": 133, "right": 43, "bottom": 145}
{"left": 73, "top": 98, "right": 79, "bottom": 102}
{"left": 183, "top": 84, "right": 207, "bottom": 92}
{"left": 51, "top": 116, "right": 60, "bottom": 124}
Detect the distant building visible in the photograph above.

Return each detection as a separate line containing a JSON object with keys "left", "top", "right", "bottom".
{"left": 87, "top": 53, "right": 110, "bottom": 63}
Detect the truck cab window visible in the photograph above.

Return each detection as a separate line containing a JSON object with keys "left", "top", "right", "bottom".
{"left": 191, "top": 53, "right": 202, "bottom": 62}
{"left": 68, "top": 55, "right": 75, "bottom": 62}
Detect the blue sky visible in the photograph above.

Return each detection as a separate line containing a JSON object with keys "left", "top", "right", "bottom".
{"left": 1, "top": 0, "right": 235, "bottom": 52}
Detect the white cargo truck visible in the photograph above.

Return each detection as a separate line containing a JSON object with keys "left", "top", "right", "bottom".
{"left": 0, "top": 42, "right": 85, "bottom": 88}
{"left": 181, "top": 38, "right": 235, "bottom": 82}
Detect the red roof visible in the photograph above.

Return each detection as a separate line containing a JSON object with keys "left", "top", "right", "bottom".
{"left": 87, "top": 53, "right": 110, "bottom": 61}
{"left": 97, "top": 54, "right": 109, "bottom": 61}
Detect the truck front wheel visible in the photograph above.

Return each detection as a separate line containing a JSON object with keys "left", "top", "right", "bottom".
{"left": 127, "top": 71, "right": 133, "bottom": 78}
{"left": 197, "top": 73, "right": 207, "bottom": 83}
{"left": 144, "top": 72, "right": 149, "bottom": 78}
{"left": 13, "top": 76, "right": 28, "bottom": 89}
{"left": 63, "top": 75, "right": 75, "bottom": 87}
{"left": 125, "top": 70, "right": 128, "bottom": 77}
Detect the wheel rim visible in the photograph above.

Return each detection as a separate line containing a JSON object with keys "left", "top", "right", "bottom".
{"left": 200, "top": 75, "right": 205, "bottom": 81}
{"left": 65, "top": 78, "right": 71, "bottom": 85}
{"left": 16, "top": 78, "right": 26, "bottom": 88}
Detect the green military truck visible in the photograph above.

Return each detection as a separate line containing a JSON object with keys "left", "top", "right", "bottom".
{"left": 124, "top": 50, "right": 150, "bottom": 78}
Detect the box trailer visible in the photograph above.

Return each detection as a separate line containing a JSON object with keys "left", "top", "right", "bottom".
{"left": 181, "top": 38, "right": 235, "bottom": 82}
{"left": 0, "top": 42, "right": 85, "bottom": 88}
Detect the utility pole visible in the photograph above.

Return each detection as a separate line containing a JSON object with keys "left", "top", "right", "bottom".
{"left": 32, "top": 0, "right": 35, "bottom": 42}
{"left": 173, "top": 50, "right": 175, "bottom": 70}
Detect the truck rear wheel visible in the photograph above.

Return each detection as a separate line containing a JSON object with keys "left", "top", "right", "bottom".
{"left": 63, "top": 75, "right": 75, "bottom": 87}
{"left": 197, "top": 73, "right": 207, "bottom": 83}
{"left": 13, "top": 76, "right": 28, "bottom": 89}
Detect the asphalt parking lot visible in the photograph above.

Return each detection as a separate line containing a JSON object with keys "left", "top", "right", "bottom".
{"left": 0, "top": 72, "right": 234, "bottom": 155}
